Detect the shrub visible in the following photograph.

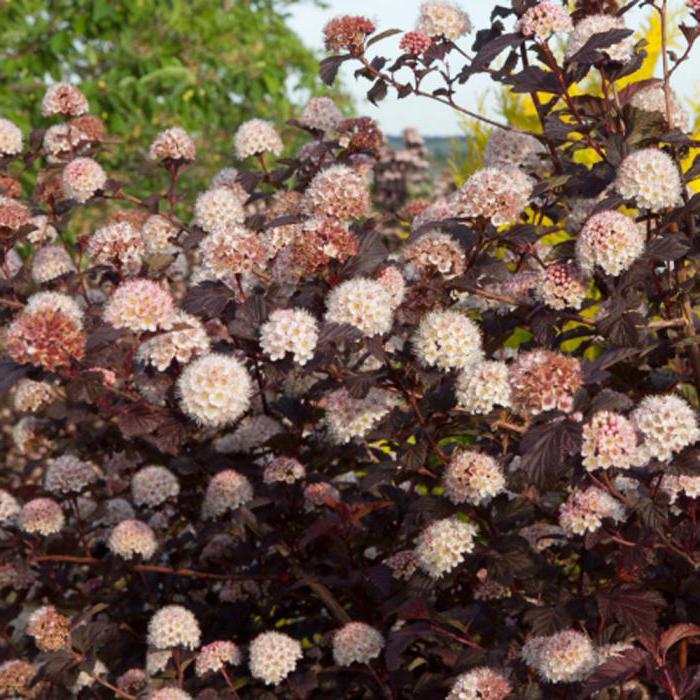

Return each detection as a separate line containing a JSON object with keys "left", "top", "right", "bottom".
{"left": 2, "top": 1, "right": 700, "bottom": 698}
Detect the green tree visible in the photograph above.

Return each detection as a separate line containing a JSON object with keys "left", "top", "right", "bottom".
{"left": 0, "top": 0, "right": 337, "bottom": 184}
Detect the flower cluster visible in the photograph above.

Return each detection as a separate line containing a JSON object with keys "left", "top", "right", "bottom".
{"left": 559, "top": 487, "right": 626, "bottom": 536}
{"left": 415, "top": 517, "right": 479, "bottom": 578}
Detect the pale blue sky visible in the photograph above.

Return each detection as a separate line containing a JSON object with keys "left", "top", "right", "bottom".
{"left": 288, "top": 0, "right": 699, "bottom": 135}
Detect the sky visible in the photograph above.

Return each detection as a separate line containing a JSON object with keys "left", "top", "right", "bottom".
{"left": 287, "top": 0, "right": 699, "bottom": 136}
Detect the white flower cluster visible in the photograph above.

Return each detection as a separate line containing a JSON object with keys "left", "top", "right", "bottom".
{"left": 260, "top": 308, "right": 319, "bottom": 365}
{"left": 631, "top": 84, "right": 689, "bottom": 131}
{"left": 576, "top": 210, "right": 646, "bottom": 277}
{"left": 195, "top": 640, "right": 242, "bottom": 677}
{"left": 483, "top": 128, "right": 544, "bottom": 173}
{"left": 202, "top": 469, "right": 253, "bottom": 519}
{"left": 414, "top": 309, "right": 483, "bottom": 371}
{"left": 332, "top": 622, "right": 385, "bottom": 666}
{"left": 521, "top": 630, "right": 597, "bottom": 683}
{"left": 234, "top": 119, "right": 283, "bottom": 159}
{"left": 415, "top": 517, "right": 478, "bottom": 578}
{"left": 566, "top": 14, "right": 635, "bottom": 63}
{"left": 104, "top": 279, "right": 175, "bottom": 333}
{"left": 559, "top": 487, "right": 626, "bottom": 536}
{"left": 137, "top": 312, "right": 210, "bottom": 371}
{"left": 324, "top": 388, "right": 397, "bottom": 444}
{"left": 661, "top": 474, "right": 700, "bottom": 504}
{"left": 13, "top": 379, "right": 55, "bottom": 413}
{"left": 632, "top": 393, "right": 700, "bottom": 463}
{"left": 19, "top": 498, "right": 65, "bottom": 536}
{"left": 148, "top": 127, "right": 196, "bottom": 162}
{"left": 455, "top": 360, "right": 511, "bottom": 414}
{"left": 538, "top": 263, "right": 587, "bottom": 310}
{"left": 615, "top": 148, "right": 682, "bottom": 212}
{"left": 193, "top": 187, "right": 245, "bottom": 234}
{"left": 0, "top": 118, "right": 23, "bottom": 156}
{"left": 263, "top": 456, "right": 306, "bottom": 484}
{"left": 518, "top": 1, "right": 573, "bottom": 41}
{"left": 581, "top": 411, "right": 639, "bottom": 471}
{"left": 403, "top": 231, "right": 465, "bottom": 279}
{"left": 325, "top": 278, "right": 395, "bottom": 336}
{"left": 62, "top": 157, "right": 107, "bottom": 203}
{"left": 108, "top": 519, "right": 157, "bottom": 560}
{"left": 87, "top": 221, "right": 145, "bottom": 274}
{"left": 455, "top": 166, "right": 533, "bottom": 227}
{"left": 44, "top": 454, "right": 98, "bottom": 494}
{"left": 131, "top": 465, "right": 180, "bottom": 508}
{"left": 300, "top": 96, "right": 343, "bottom": 133}
{"left": 177, "top": 353, "right": 252, "bottom": 428}
{"left": 446, "top": 667, "right": 512, "bottom": 700}
{"left": 248, "top": 631, "right": 303, "bottom": 685}
{"left": 31, "top": 244, "right": 76, "bottom": 284}
{"left": 416, "top": 1, "right": 472, "bottom": 40}
{"left": 148, "top": 606, "right": 201, "bottom": 650}
{"left": 443, "top": 450, "right": 506, "bottom": 505}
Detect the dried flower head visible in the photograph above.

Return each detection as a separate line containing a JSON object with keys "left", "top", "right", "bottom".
{"left": 566, "top": 14, "right": 634, "bottom": 63}
{"left": 443, "top": 450, "right": 506, "bottom": 506}
{"left": 178, "top": 353, "right": 252, "bottom": 428}
{"left": 301, "top": 165, "right": 371, "bottom": 220}
{"left": 300, "top": 96, "right": 343, "bottom": 133}
{"left": 333, "top": 622, "right": 384, "bottom": 666}
{"left": 44, "top": 454, "right": 98, "bottom": 494}
{"left": 288, "top": 217, "right": 358, "bottom": 274}
{"left": 131, "top": 465, "right": 180, "bottom": 508}
{"left": 413, "top": 309, "right": 483, "bottom": 371}
{"left": 455, "top": 166, "right": 533, "bottom": 226}
{"left": 509, "top": 350, "right": 582, "bottom": 416}
{"left": 260, "top": 308, "right": 319, "bottom": 366}
{"left": 337, "top": 117, "right": 384, "bottom": 153}
{"left": 104, "top": 279, "right": 175, "bottom": 333}
{"left": 117, "top": 668, "right": 148, "bottom": 693}
{"left": 632, "top": 393, "right": 700, "bottom": 463}
{"left": 6, "top": 305, "right": 85, "bottom": 371}
{"left": 559, "top": 486, "right": 626, "bottom": 536}
{"left": 581, "top": 411, "right": 640, "bottom": 471}
{"left": 249, "top": 631, "right": 303, "bottom": 686}
{"left": 41, "top": 83, "right": 89, "bottom": 117}
{"left": 234, "top": 119, "right": 283, "bottom": 160}
{"left": 304, "top": 481, "right": 341, "bottom": 508}
{"left": 522, "top": 630, "right": 597, "bottom": 683}
{"left": 615, "top": 148, "right": 682, "bottom": 212}
{"left": 202, "top": 469, "right": 253, "bottom": 519}
{"left": 148, "top": 605, "right": 201, "bottom": 650}
{"left": 325, "top": 278, "right": 394, "bottom": 336}
{"left": 577, "top": 210, "right": 646, "bottom": 276}
{"left": 416, "top": 1, "right": 472, "bottom": 40}
{"left": 0, "top": 660, "right": 36, "bottom": 696}
{"left": 323, "top": 15, "right": 376, "bottom": 54}
{"left": 518, "top": 1, "right": 573, "bottom": 41}
{"left": 0, "top": 118, "right": 23, "bottom": 156}
{"left": 87, "top": 221, "right": 145, "bottom": 274}
{"left": 195, "top": 640, "right": 242, "bottom": 677}
{"left": 148, "top": 127, "right": 196, "bottom": 162}
{"left": 13, "top": 379, "right": 55, "bottom": 413}
{"left": 385, "top": 550, "right": 419, "bottom": 580}
{"left": 193, "top": 187, "right": 245, "bottom": 234}
{"left": 200, "top": 225, "right": 269, "bottom": 278}
{"left": 446, "top": 667, "right": 512, "bottom": 700}
{"left": 27, "top": 606, "right": 71, "bottom": 652}
{"left": 415, "top": 517, "right": 478, "bottom": 578}
{"left": 400, "top": 30, "right": 433, "bottom": 54}
{"left": 108, "top": 519, "right": 157, "bottom": 559}
{"left": 0, "top": 195, "right": 30, "bottom": 230}
{"left": 62, "top": 157, "right": 107, "bottom": 203}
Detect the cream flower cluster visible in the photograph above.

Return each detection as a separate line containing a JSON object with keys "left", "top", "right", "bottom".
{"left": 443, "top": 450, "right": 506, "bottom": 505}
{"left": 325, "top": 278, "right": 395, "bottom": 336}
{"left": 202, "top": 469, "right": 253, "bottom": 519}
{"left": 576, "top": 210, "right": 646, "bottom": 276}
{"left": 131, "top": 465, "right": 180, "bottom": 508}
{"left": 415, "top": 517, "right": 478, "bottom": 578}
{"left": 31, "top": 244, "right": 76, "bottom": 284}
{"left": 455, "top": 360, "right": 511, "bottom": 414}
{"left": 332, "top": 622, "right": 384, "bottom": 666}
{"left": 136, "top": 312, "right": 210, "bottom": 371}
{"left": 248, "top": 631, "right": 303, "bottom": 686}
{"left": 632, "top": 393, "right": 700, "bottom": 463}
{"left": 148, "top": 127, "right": 196, "bottom": 162}
{"left": 13, "top": 379, "right": 54, "bottom": 413}
{"left": 177, "top": 353, "right": 252, "bottom": 428}
{"left": 62, "top": 157, "right": 107, "bottom": 203}
{"left": 581, "top": 411, "right": 639, "bottom": 471}
{"left": 521, "top": 630, "right": 597, "bottom": 683}
{"left": 260, "top": 308, "right": 319, "bottom": 365}
{"left": 103, "top": 279, "right": 175, "bottom": 332}
{"left": 108, "top": 519, "right": 157, "bottom": 560}
{"left": 87, "top": 221, "right": 145, "bottom": 274}
{"left": 301, "top": 165, "right": 371, "bottom": 220}
{"left": 19, "top": 498, "right": 65, "bottom": 536}
{"left": 631, "top": 84, "right": 689, "bottom": 131}
{"left": 559, "top": 487, "right": 626, "bottom": 536}
{"left": 324, "top": 388, "right": 397, "bottom": 444}
{"left": 446, "top": 667, "right": 512, "bottom": 700}
{"left": 193, "top": 187, "right": 245, "bottom": 234}
{"left": 415, "top": 1, "right": 472, "bottom": 40}
{"left": 403, "top": 231, "right": 465, "bottom": 278}
{"left": 414, "top": 309, "right": 483, "bottom": 371}
{"left": 566, "top": 14, "right": 634, "bottom": 63}
{"left": 0, "top": 117, "right": 23, "bottom": 156}
{"left": 615, "top": 148, "right": 682, "bottom": 212}
{"left": 234, "top": 119, "right": 283, "bottom": 159}
{"left": 44, "top": 454, "right": 98, "bottom": 494}
{"left": 483, "top": 128, "right": 544, "bottom": 173}
{"left": 300, "top": 96, "right": 343, "bottom": 133}
{"left": 147, "top": 605, "right": 201, "bottom": 650}
{"left": 195, "top": 640, "right": 242, "bottom": 677}
{"left": 518, "top": 1, "right": 573, "bottom": 41}
{"left": 538, "top": 263, "right": 587, "bottom": 310}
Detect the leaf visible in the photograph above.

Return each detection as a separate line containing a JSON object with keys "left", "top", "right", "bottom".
{"left": 460, "top": 32, "right": 524, "bottom": 79}
{"left": 367, "top": 79, "right": 388, "bottom": 105}
{"left": 319, "top": 55, "right": 347, "bottom": 86}
{"left": 566, "top": 28, "right": 635, "bottom": 64}
{"left": 520, "top": 419, "right": 582, "bottom": 488}
{"left": 0, "top": 360, "right": 30, "bottom": 397}
{"left": 659, "top": 624, "right": 700, "bottom": 659}
{"left": 115, "top": 404, "right": 166, "bottom": 438}
{"left": 504, "top": 66, "right": 561, "bottom": 94}
{"left": 317, "top": 322, "right": 362, "bottom": 347}
{"left": 182, "top": 281, "right": 235, "bottom": 319}
{"left": 579, "top": 648, "right": 649, "bottom": 698}
{"left": 344, "top": 230, "right": 389, "bottom": 276}
{"left": 523, "top": 604, "right": 572, "bottom": 636}
{"left": 597, "top": 585, "right": 665, "bottom": 639}
{"left": 647, "top": 234, "right": 691, "bottom": 261}
{"left": 634, "top": 495, "right": 669, "bottom": 529}
{"left": 366, "top": 28, "right": 402, "bottom": 47}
